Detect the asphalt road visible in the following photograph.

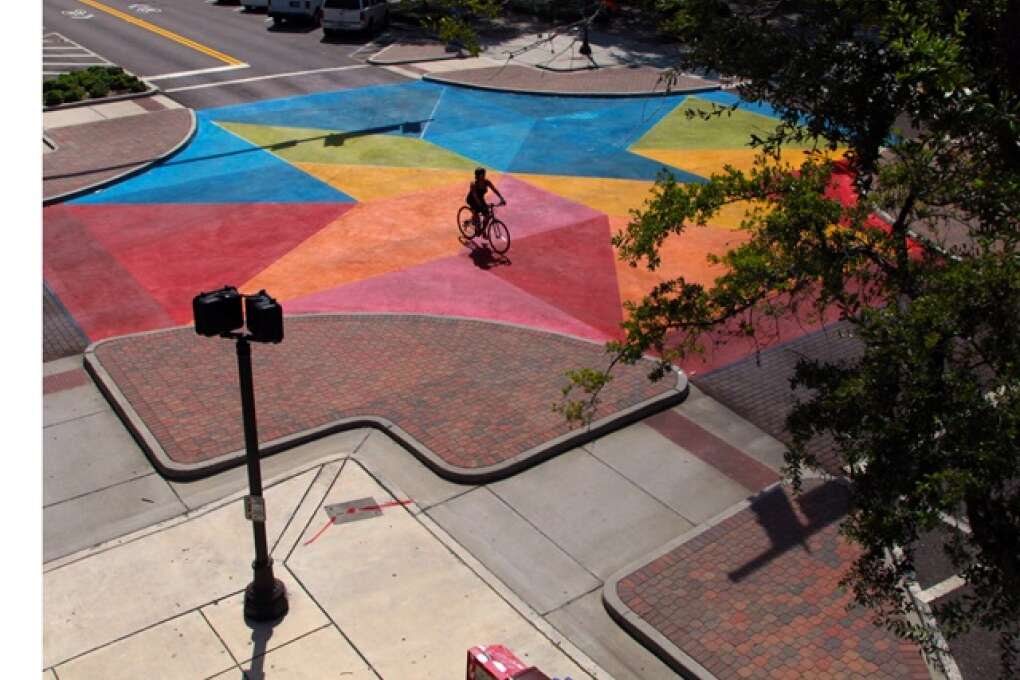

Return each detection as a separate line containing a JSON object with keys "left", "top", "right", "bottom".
{"left": 42, "top": 0, "right": 409, "bottom": 109}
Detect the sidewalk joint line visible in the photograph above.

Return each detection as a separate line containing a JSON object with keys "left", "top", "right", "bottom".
{"left": 42, "top": 471, "right": 163, "bottom": 510}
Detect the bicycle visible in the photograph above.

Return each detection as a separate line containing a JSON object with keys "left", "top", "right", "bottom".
{"left": 457, "top": 201, "right": 511, "bottom": 255}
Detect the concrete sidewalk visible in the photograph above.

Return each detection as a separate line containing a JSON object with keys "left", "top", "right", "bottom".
{"left": 43, "top": 94, "right": 195, "bottom": 204}
{"left": 43, "top": 449, "right": 602, "bottom": 679}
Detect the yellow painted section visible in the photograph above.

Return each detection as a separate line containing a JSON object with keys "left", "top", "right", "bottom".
{"left": 512, "top": 174, "right": 658, "bottom": 218}
{"left": 609, "top": 215, "right": 751, "bottom": 311}
{"left": 635, "top": 147, "right": 845, "bottom": 179}
{"left": 242, "top": 182, "right": 471, "bottom": 301}
{"left": 78, "top": 0, "right": 243, "bottom": 65}
{"left": 296, "top": 164, "right": 472, "bottom": 203}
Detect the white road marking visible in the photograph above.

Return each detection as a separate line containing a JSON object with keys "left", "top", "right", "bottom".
{"left": 348, "top": 40, "right": 380, "bottom": 58}
{"left": 918, "top": 574, "right": 966, "bottom": 604}
{"left": 420, "top": 85, "right": 445, "bottom": 139}
{"left": 145, "top": 63, "right": 250, "bottom": 81}
{"left": 43, "top": 62, "right": 111, "bottom": 66}
{"left": 163, "top": 64, "right": 370, "bottom": 92}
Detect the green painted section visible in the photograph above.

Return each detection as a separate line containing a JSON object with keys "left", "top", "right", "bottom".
{"left": 218, "top": 122, "right": 478, "bottom": 170}
{"left": 632, "top": 97, "right": 809, "bottom": 150}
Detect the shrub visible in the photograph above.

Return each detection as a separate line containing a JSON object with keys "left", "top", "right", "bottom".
{"left": 42, "top": 66, "right": 148, "bottom": 106}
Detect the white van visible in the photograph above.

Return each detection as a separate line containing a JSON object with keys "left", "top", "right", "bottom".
{"left": 322, "top": 0, "right": 389, "bottom": 35}
{"left": 268, "top": 0, "right": 325, "bottom": 25}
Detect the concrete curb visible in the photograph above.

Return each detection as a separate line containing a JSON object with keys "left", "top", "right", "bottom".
{"left": 43, "top": 107, "right": 197, "bottom": 206}
{"left": 421, "top": 71, "right": 720, "bottom": 98}
{"left": 84, "top": 312, "right": 688, "bottom": 483}
{"left": 43, "top": 82, "right": 161, "bottom": 112}
{"left": 600, "top": 483, "right": 785, "bottom": 680}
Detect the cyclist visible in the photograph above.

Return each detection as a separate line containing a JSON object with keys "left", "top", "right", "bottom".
{"left": 466, "top": 167, "right": 506, "bottom": 231}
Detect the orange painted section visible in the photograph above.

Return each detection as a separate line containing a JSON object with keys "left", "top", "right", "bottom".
{"left": 611, "top": 215, "right": 751, "bottom": 311}
{"left": 243, "top": 182, "right": 471, "bottom": 301}
{"left": 296, "top": 163, "right": 472, "bottom": 203}
{"left": 634, "top": 147, "right": 843, "bottom": 179}
{"left": 512, "top": 174, "right": 657, "bottom": 218}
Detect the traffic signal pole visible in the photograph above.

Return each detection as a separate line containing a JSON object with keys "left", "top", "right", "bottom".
{"left": 236, "top": 335, "right": 288, "bottom": 622}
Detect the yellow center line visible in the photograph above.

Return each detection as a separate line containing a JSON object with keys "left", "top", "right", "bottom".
{"left": 77, "top": 0, "right": 244, "bottom": 66}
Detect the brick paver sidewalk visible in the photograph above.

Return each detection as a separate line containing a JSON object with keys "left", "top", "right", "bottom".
{"left": 422, "top": 64, "right": 717, "bottom": 96}
{"left": 607, "top": 480, "right": 932, "bottom": 680}
{"left": 44, "top": 105, "right": 193, "bottom": 203}
{"left": 88, "top": 315, "right": 684, "bottom": 480}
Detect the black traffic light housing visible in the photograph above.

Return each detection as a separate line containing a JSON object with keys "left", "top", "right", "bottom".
{"left": 193, "top": 286, "right": 243, "bottom": 337}
{"left": 192, "top": 287, "right": 283, "bottom": 343}
{"left": 245, "top": 290, "right": 284, "bottom": 344}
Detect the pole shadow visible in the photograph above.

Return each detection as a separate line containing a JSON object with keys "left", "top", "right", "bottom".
{"left": 43, "top": 120, "right": 433, "bottom": 181}
{"left": 240, "top": 615, "right": 277, "bottom": 679}
{"left": 727, "top": 479, "right": 849, "bottom": 582}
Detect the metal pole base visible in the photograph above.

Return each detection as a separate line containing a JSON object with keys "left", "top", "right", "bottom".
{"left": 244, "top": 578, "right": 289, "bottom": 622}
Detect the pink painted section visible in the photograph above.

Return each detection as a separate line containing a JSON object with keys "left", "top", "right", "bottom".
{"left": 494, "top": 215, "right": 625, "bottom": 340}
{"left": 285, "top": 250, "right": 611, "bottom": 342}
{"left": 489, "top": 174, "right": 605, "bottom": 239}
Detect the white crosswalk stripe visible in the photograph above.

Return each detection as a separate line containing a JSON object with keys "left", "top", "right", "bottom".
{"left": 42, "top": 31, "right": 113, "bottom": 78}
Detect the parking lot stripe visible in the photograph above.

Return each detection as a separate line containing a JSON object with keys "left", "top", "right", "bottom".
{"left": 76, "top": 0, "right": 244, "bottom": 66}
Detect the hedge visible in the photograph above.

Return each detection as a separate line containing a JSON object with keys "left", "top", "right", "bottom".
{"left": 43, "top": 66, "right": 148, "bottom": 107}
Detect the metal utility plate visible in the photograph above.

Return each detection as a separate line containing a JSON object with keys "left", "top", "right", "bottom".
{"left": 325, "top": 496, "right": 381, "bottom": 525}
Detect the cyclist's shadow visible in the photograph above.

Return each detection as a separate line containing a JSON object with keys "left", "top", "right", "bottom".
{"left": 461, "top": 237, "right": 512, "bottom": 270}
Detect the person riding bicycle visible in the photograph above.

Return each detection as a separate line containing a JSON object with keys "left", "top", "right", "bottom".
{"left": 466, "top": 167, "right": 505, "bottom": 231}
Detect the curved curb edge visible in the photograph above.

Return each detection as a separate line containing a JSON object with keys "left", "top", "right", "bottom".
{"left": 43, "top": 107, "right": 197, "bottom": 207}
{"left": 600, "top": 485, "right": 783, "bottom": 680}
{"left": 367, "top": 43, "right": 467, "bottom": 65}
{"left": 421, "top": 71, "right": 721, "bottom": 98}
{"left": 84, "top": 313, "right": 689, "bottom": 483}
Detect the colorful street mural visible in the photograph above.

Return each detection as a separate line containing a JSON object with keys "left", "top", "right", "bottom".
{"left": 43, "top": 81, "right": 826, "bottom": 372}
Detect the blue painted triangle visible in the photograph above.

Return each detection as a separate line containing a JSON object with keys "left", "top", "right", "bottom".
{"left": 205, "top": 81, "right": 444, "bottom": 139}
{"left": 425, "top": 119, "right": 538, "bottom": 171}
{"left": 73, "top": 120, "right": 354, "bottom": 204}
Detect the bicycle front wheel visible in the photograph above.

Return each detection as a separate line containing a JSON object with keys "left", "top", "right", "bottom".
{"left": 457, "top": 206, "right": 476, "bottom": 238}
{"left": 487, "top": 219, "right": 510, "bottom": 254}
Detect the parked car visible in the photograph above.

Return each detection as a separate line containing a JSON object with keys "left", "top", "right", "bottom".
{"left": 322, "top": 0, "right": 389, "bottom": 35}
{"left": 243, "top": 0, "right": 269, "bottom": 11}
{"left": 268, "top": 0, "right": 325, "bottom": 25}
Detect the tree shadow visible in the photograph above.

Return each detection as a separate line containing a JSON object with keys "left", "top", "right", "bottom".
{"left": 727, "top": 479, "right": 849, "bottom": 582}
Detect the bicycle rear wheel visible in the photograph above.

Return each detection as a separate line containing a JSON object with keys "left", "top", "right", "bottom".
{"left": 487, "top": 219, "right": 510, "bottom": 254}
{"left": 457, "top": 206, "right": 476, "bottom": 238}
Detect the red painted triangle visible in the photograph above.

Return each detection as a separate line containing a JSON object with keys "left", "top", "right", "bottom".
{"left": 44, "top": 203, "right": 175, "bottom": 341}
{"left": 59, "top": 203, "right": 352, "bottom": 332}
{"left": 491, "top": 215, "right": 625, "bottom": 340}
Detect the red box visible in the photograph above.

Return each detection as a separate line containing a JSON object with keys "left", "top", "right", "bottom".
{"left": 466, "top": 645, "right": 551, "bottom": 680}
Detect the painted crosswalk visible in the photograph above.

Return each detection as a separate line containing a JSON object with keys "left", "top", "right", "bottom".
{"left": 43, "top": 32, "right": 113, "bottom": 78}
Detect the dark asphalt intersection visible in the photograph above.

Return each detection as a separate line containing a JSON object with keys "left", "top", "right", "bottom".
{"left": 42, "top": 0, "right": 407, "bottom": 109}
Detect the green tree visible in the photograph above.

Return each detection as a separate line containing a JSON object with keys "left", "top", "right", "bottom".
{"left": 559, "top": 0, "right": 1020, "bottom": 674}
{"left": 396, "top": 0, "right": 503, "bottom": 55}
